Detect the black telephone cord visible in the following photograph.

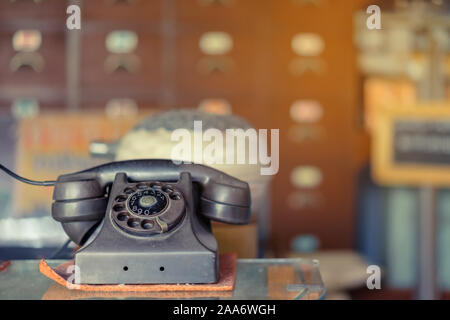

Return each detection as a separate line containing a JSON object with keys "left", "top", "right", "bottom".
{"left": 0, "top": 164, "right": 55, "bottom": 186}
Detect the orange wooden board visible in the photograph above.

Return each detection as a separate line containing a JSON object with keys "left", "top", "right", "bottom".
{"left": 39, "top": 253, "right": 236, "bottom": 293}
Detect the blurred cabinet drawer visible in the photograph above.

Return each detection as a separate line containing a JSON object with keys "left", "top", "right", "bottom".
{"left": 84, "top": 0, "right": 161, "bottom": 23}
{"left": 0, "top": 0, "right": 66, "bottom": 22}
{"left": 270, "top": 94, "right": 352, "bottom": 143}
{"left": 175, "top": 0, "right": 263, "bottom": 28}
{"left": 0, "top": 31, "right": 65, "bottom": 88}
{"left": 81, "top": 31, "right": 162, "bottom": 90}
{"left": 266, "top": 26, "right": 355, "bottom": 96}
{"left": 283, "top": 161, "right": 352, "bottom": 208}
{"left": 175, "top": 30, "right": 255, "bottom": 94}
{"left": 272, "top": 162, "right": 354, "bottom": 248}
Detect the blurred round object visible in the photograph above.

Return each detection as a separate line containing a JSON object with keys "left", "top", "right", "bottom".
{"left": 199, "top": 32, "right": 233, "bottom": 55}
{"left": 291, "top": 33, "right": 325, "bottom": 57}
{"left": 290, "top": 166, "right": 323, "bottom": 189}
{"left": 198, "top": 98, "right": 232, "bottom": 115}
{"left": 291, "top": 234, "right": 320, "bottom": 253}
{"left": 290, "top": 100, "right": 323, "bottom": 123}
{"left": 105, "top": 30, "right": 138, "bottom": 54}
{"left": 115, "top": 110, "right": 273, "bottom": 218}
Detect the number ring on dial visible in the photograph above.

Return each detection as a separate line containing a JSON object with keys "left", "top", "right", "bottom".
{"left": 111, "top": 182, "right": 185, "bottom": 235}
{"left": 126, "top": 188, "right": 168, "bottom": 217}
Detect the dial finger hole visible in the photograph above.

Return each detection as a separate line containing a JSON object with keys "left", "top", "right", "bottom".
{"left": 141, "top": 220, "right": 154, "bottom": 230}
{"left": 115, "top": 195, "right": 127, "bottom": 202}
{"left": 170, "top": 192, "right": 181, "bottom": 200}
{"left": 137, "top": 183, "right": 149, "bottom": 189}
{"left": 117, "top": 212, "right": 128, "bottom": 221}
{"left": 113, "top": 204, "right": 125, "bottom": 212}
{"left": 162, "top": 185, "right": 174, "bottom": 193}
{"left": 151, "top": 183, "right": 162, "bottom": 189}
{"left": 124, "top": 187, "right": 135, "bottom": 194}
{"left": 127, "top": 218, "right": 140, "bottom": 228}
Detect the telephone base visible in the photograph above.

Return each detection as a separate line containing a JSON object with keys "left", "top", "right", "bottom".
{"left": 75, "top": 251, "right": 219, "bottom": 285}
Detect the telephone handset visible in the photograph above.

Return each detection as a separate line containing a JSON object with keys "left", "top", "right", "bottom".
{"left": 51, "top": 159, "right": 251, "bottom": 284}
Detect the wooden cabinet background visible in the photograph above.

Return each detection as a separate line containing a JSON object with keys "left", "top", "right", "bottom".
{"left": 0, "top": 0, "right": 371, "bottom": 254}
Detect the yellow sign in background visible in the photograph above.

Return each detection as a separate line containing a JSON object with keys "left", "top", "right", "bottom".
{"left": 373, "top": 103, "right": 450, "bottom": 186}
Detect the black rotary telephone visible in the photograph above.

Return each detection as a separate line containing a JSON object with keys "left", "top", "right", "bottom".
{"left": 51, "top": 159, "right": 251, "bottom": 284}
{"left": 0, "top": 159, "right": 251, "bottom": 284}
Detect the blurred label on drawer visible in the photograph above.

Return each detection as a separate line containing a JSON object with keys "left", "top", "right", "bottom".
{"left": 291, "top": 33, "right": 325, "bottom": 57}
{"left": 105, "top": 98, "right": 139, "bottom": 118}
{"left": 12, "top": 30, "right": 42, "bottom": 53}
{"left": 290, "top": 166, "right": 323, "bottom": 189}
{"left": 11, "top": 98, "right": 39, "bottom": 119}
{"left": 106, "top": 30, "right": 138, "bottom": 54}
{"left": 199, "top": 32, "right": 233, "bottom": 55}
{"left": 290, "top": 100, "right": 323, "bottom": 123}
{"left": 198, "top": 98, "right": 232, "bottom": 115}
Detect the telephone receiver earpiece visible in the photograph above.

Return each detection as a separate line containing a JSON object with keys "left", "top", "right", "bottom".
{"left": 52, "top": 159, "right": 251, "bottom": 245}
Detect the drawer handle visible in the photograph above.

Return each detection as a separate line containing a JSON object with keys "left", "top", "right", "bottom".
{"left": 289, "top": 125, "right": 324, "bottom": 142}
{"left": 197, "top": 57, "right": 234, "bottom": 75}
{"left": 288, "top": 58, "right": 326, "bottom": 76}
{"left": 104, "top": 54, "right": 140, "bottom": 74}
{"left": 10, "top": 52, "right": 44, "bottom": 73}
